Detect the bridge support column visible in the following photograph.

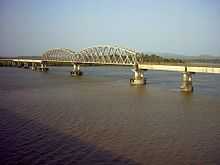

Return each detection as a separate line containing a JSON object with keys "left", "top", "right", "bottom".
{"left": 39, "top": 62, "right": 49, "bottom": 72}
{"left": 31, "top": 63, "right": 38, "bottom": 71}
{"left": 180, "top": 71, "right": 194, "bottom": 92}
{"left": 130, "top": 64, "right": 146, "bottom": 85}
{"left": 12, "top": 61, "right": 17, "bottom": 67}
{"left": 70, "top": 63, "right": 83, "bottom": 76}
{"left": 17, "top": 62, "right": 22, "bottom": 68}
{"left": 23, "top": 63, "right": 29, "bottom": 69}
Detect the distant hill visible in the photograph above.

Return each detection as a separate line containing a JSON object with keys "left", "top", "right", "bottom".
{"left": 141, "top": 52, "right": 220, "bottom": 64}
{"left": 144, "top": 52, "right": 220, "bottom": 60}
{"left": 0, "top": 56, "right": 15, "bottom": 59}
{"left": 17, "top": 56, "right": 42, "bottom": 59}
{"left": 194, "top": 55, "right": 220, "bottom": 60}
{"left": 163, "top": 54, "right": 220, "bottom": 60}
{"left": 0, "top": 56, "right": 42, "bottom": 59}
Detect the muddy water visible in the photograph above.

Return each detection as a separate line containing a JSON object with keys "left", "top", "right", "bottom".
{"left": 0, "top": 67, "right": 220, "bottom": 165}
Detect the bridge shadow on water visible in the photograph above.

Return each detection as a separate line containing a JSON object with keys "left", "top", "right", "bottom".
{"left": 0, "top": 109, "right": 139, "bottom": 165}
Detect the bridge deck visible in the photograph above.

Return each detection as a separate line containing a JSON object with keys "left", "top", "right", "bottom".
{"left": 12, "top": 59, "right": 42, "bottom": 63}
{"left": 139, "top": 64, "right": 220, "bottom": 74}
{"left": 6, "top": 59, "right": 220, "bottom": 74}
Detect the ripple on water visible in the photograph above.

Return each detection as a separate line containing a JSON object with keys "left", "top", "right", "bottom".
{"left": 0, "top": 67, "right": 220, "bottom": 165}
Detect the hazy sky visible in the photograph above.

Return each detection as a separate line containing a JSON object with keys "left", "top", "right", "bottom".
{"left": 0, "top": 0, "right": 220, "bottom": 56}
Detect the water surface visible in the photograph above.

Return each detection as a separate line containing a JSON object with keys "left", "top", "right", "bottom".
{"left": 0, "top": 66, "right": 220, "bottom": 165}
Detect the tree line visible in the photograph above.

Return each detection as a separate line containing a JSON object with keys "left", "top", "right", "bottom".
{"left": 139, "top": 53, "right": 184, "bottom": 64}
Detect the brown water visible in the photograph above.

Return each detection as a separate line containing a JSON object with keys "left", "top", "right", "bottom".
{"left": 0, "top": 66, "right": 220, "bottom": 165}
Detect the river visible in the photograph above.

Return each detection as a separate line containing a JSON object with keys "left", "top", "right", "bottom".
{"left": 0, "top": 66, "right": 220, "bottom": 165}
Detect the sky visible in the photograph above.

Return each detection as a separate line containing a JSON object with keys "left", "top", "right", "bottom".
{"left": 0, "top": 0, "right": 220, "bottom": 57}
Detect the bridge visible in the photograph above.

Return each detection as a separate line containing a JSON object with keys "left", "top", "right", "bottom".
{"left": 6, "top": 45, "right": 220, "bottom": 92}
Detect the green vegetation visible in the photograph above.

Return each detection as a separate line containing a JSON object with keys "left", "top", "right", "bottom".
{"left": 0, "top": 60, "right": 13, "bottom": 67}
{"left": 139, "top": 53, "right": 184, "bottom": 64}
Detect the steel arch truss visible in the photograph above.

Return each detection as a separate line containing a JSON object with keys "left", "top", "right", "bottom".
{"left": 42, "top": 48, "right": 76, "bottom": 62}
{"left": 78, "top": 45, "right": 142, "bottom": 65}
{"left": 41, "top": 46, "right": 142, "bottom": 65}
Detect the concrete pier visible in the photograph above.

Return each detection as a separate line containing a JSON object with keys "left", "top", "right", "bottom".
{"left": 12, "top": 61, "right": 17, "bottom": 67}
{"left": 17, "top": 62, "right": 23, "bottom": 68}
{"left": 39, "top": 62, "right": 49, "bottom": 72}
{"left": 70, "top": 64, "right": 83, "bottom": 76}
{"left": 180, "top": 71, "right": 194, "bottom": 92}
{"left": 130, "top": 64, "right": 146, "bottom": 85}
{"left": 23, "top": 63, "right": 29, "bottom": 69}
{"left": 31, "top": 63, "right": 38, "bottom": 71}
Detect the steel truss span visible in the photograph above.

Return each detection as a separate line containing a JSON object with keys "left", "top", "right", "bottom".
{"left": 42, "top": 48, "right": 76, "bottom": 62}
{"left": 42, "top": 45, "right": 142, "bottom": 65}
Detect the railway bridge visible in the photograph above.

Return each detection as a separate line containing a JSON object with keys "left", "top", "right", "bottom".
{"left": 10, "top": 45, "right": 220, "bottom": 92}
